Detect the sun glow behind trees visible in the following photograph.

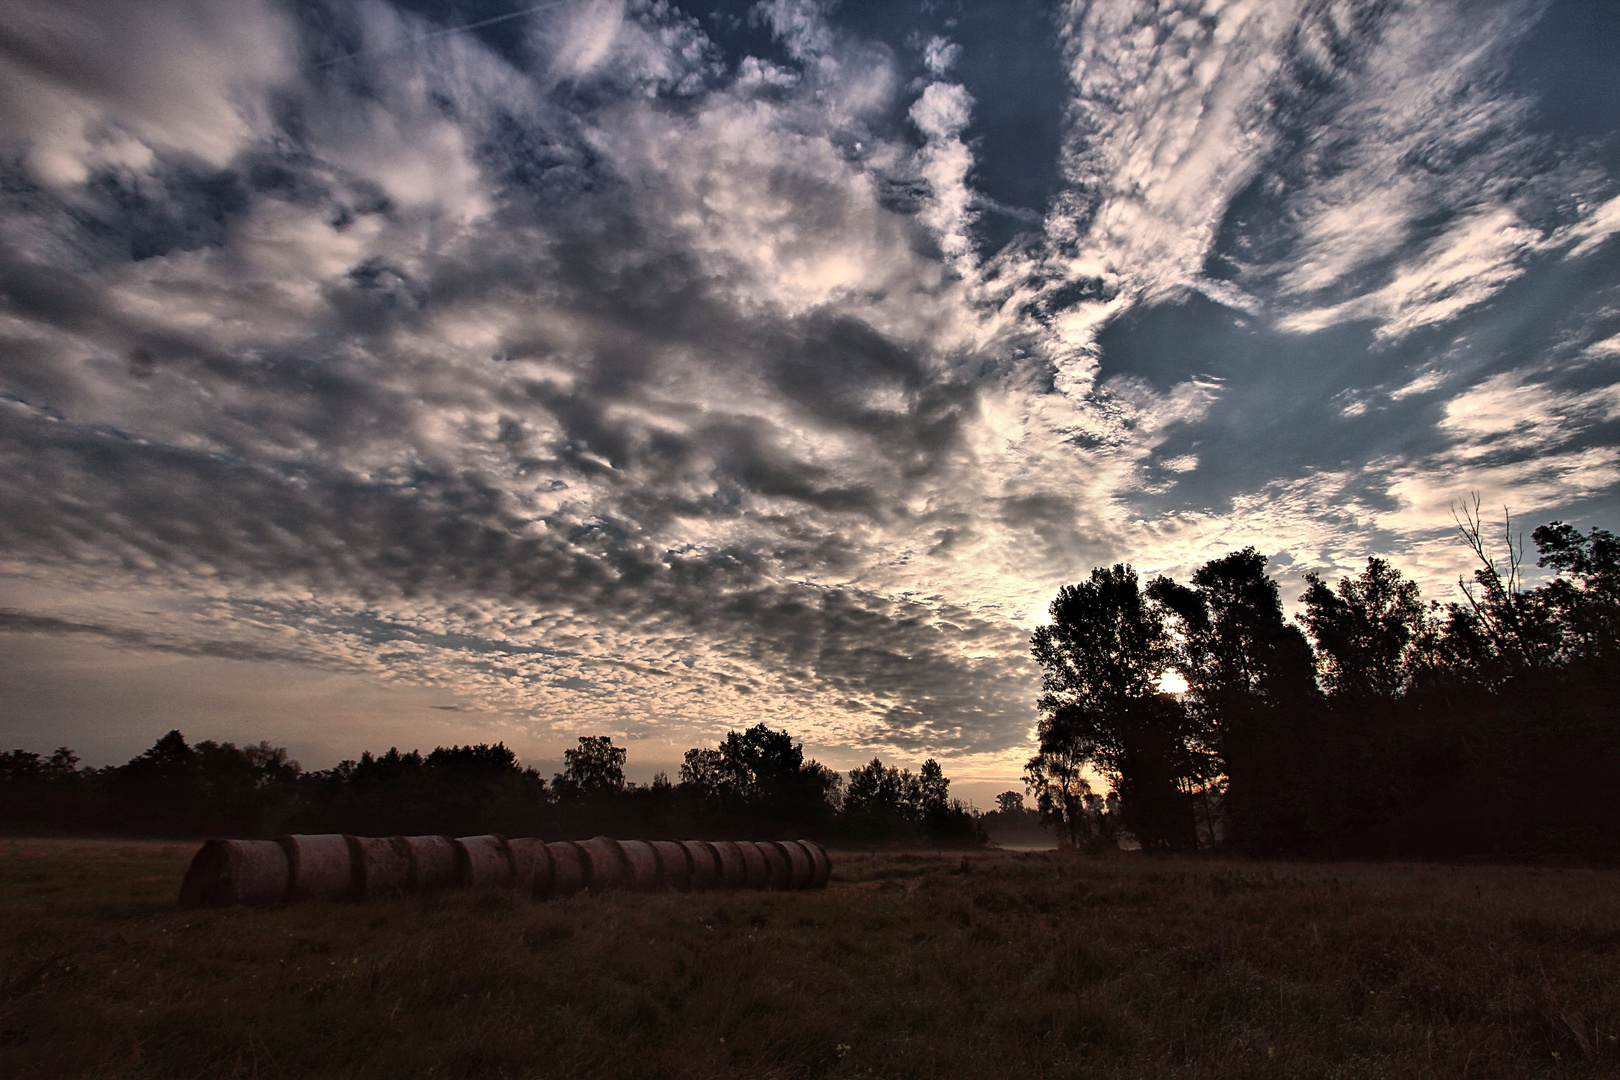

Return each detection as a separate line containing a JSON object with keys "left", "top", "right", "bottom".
{"left": 1025, "top": 514, "right": 1620, "bottom": 858}
{"left": 1156, "top": 671, "right": 1189, "bottom": 695}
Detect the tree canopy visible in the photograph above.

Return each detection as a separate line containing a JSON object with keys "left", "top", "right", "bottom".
{"left": 1, "top": 725, "right": 982, "bottom": 848}
{"left": 1026, "top": 509, "right": 1620, "bottom": 859}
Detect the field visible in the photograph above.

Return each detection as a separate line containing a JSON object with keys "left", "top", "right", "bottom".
{"left": 2, "top": 840, "right": 1618, "bottom": 1078}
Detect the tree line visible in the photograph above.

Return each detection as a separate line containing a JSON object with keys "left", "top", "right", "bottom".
{"left": 0, "top": 723, "right": 983, "bottom": 847}
{"left": 1026, "top": 503, "right": 1620, "bottom": 860}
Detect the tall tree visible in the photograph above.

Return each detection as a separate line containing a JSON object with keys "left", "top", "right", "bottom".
{"left": 0, "top": 747, "right": 86, "bottom": 831}
{"left": 994, "top": 791, "right": 1025, "bottom": 816}
{"left": 1150, "top": 549, "right": 1317, "bottom": 710}
{"left": 553, "top": 736, "right": 626, "bottom": 800}
{"left": 841, "top": 756, "right": 915, "bottom": 839}
{"left": 1023, "top": 717, "right": 1101, "bottom": 850}
{"left": 1300, "top": 557, "right": 1428, "bottom": 699}
{"left": 1534, "top": 519, "right": 1620, "bottom": 667}
{"left": 1446, "top": 498, "right": 1560, "bottom": 678}
{"left": 678, "top": 724, "right": 837, "bottom": 828}
{"left": 678, "top": 747, "right": 730, "bottom": 801}
{"left": 1149, "top": 549, "right": 1318, "bottom": 853}
{"left": 915, "top": 759, "right": 950, "bottom": 820}
{"left": 1029, "top": 564, "right": 1197, "bottom": 851}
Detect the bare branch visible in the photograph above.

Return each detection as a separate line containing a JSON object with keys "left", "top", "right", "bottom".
{"left": 1451, "top": 492, "right": 1541, "bottom": 669}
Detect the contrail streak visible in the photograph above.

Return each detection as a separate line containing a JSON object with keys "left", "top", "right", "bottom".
{"left": 316, "top": 1, "right": 569, "bottom": 68}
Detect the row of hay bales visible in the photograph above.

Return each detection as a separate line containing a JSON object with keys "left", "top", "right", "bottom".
{"left": 179, "top": 834, "right": 832, "bottom": 907}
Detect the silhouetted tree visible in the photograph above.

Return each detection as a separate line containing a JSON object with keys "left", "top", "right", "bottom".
{"left": 678, "top": 724, "right": 839, "bottom": 834}
{"left": 1023, "top": 711, "right": 1102, "bottom": 850}
{"left": 1301, "top": 558, "right": 1429, "bottom": 700}
{"left": 1148, "top": 549, "right": 1318, "bottom": 853}
{"left": 102, "top": 730, "right": 202, "bottom": 834}
{"left": 286, "top": 742, "right": 548, "bottom": 837}
{"left": 1436, "top": 497, "right": 1562, "bottom": 681}
{"left": 553, "top": 736, "right": 626, "bottom": 800}
{"left": 1534, "top": 519, "right": 1620, "bottom": 667}
{"left": 842, "top": 757, "right": 916, "bottom": 839}
{"left": 1029, "top": 564, "right": 1197, "bottom": 850}
{"left": 978, "top": 789, "right": 1046, "bottom": 843}
{"left": 912, "top": 758, "right": 980, "bottom": 845}
{"left": 679, "top": 747, "right": 729, "bottom": 801}
{"left": 0, "top": 746, "right": 86, "bottom": 831}
{"left": 95, "top": 731, "right": 305, "bottom": 836}
{"left": 836, "top": 756, "right": 977, "bottom": 844}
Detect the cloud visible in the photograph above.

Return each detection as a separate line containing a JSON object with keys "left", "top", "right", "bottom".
{"left": 909, "top": 80, "right": 977, "bottom": 265}
{"left": 922, "top": 36, "right": 960, "bottom": 79}
{"left": 1034, "top": 0, "right": 1305, "bottom": 317}
{"left": 1278, "top": 206, "right": 1547, "bottom": 339}
{"left": 0, "top": 0, "right": 1617, "bottom": 773}
{"left": 0, "top": 0, "right": 1047, "bottom": 759}
{"left": 1250, "top": 0, "right": 1574, "bottom": 340}
{"left": 1566, "top": 192, "right": 1620, "bottom": 260}
{"left": 0, "top": 0, "right": 295, "bottom": 185}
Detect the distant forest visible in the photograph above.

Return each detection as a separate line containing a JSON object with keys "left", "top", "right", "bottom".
{"left": 0, "top": 723, "right": 984, "bottom": 847}
{"left": 1027, "top": 502, "right": 1620, "bottom": 861}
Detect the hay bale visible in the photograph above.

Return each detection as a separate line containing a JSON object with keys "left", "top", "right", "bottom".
{"left": 679, "top": 841, "right": 720, "bottom": 891}
{"left": 509, "top": 838, "right": 554, "bottom": 899}
{"left": 734, "top": 841, "right": 772, "bottom": 890}
{"left": 546, "top": 841, "right": 589, "bottom": 898}
{"left": 617, "top": 840, "right": 661, "bottom": 891}
{"left": 400, "top": 835, "right": 463, "bottom": 893}
{"left": 577, "top": 836, "right": 630, "bottom": 894}
{"left": 350, "top": 836, "right": 413, "bottom": 900}
{"left": 178, "top": 839, "right": 288, "bottom": 907}
{"left": 649, "top": 841, "right": 692, "bottom": 891}
{"left": 769, "top": 840, "right": 814, "bottom": 889}
{"left": 278, "top": 834, "right": 355, "bottom": 902}
{"left": 709, "top": 841, "right": 747, "bottom": 889}
{"left": 456, "top": 835, "right": 515, "bottom": 890}
{"left": 756, "top": 840, "right": 791, "bottom": 890}
{"left": 798, "top": 838, "right": 832, "bottom": 888}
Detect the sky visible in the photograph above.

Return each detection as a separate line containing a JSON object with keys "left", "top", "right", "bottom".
{"left": 1, "top": 0, "right": 1618, "bottom": 804}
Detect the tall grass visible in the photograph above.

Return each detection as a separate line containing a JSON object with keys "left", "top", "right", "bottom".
{"left": 2, "top": 839, "right": 1617, "bottom": 1077}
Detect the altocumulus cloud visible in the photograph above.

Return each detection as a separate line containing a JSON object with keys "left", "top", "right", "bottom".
{"left": 1, "top": 0, "right": 1618, "bottom": 776}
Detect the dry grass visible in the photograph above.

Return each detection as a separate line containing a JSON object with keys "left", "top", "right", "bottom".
{"left": 2, "top": 838, "right": 1618, "bottom": 1078}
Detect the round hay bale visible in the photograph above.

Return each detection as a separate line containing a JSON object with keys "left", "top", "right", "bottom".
{"left": 617, "top": 840, "right": 661, "bottom": 891}
{"left": 351, "top": 835, "right": 413, "bottom": 900}
{"left": 509, "top": 838, "right": 554, "bottom": 899}
{"left": 709, "top": 841, "right": 747, "bottom": 889}
{"left": 278, "top": 834, "right": 355, "bottom": 903}
{"left": 679, "top": 841, "right": 719, "bottom": 891}
{"left": 733, "top": 841, "right": 770, "bottom": 890}
{"left": 178, "top": 839, "right": 288, "bottom": 907}
{"left": 756, "top": 841, "right": 791, "bottom": 890}
{"left": 577, "top": 836, "right": 630, "bottom": 894}
{"left": 649, "top": 841, "right": 692, "bottom": 891}
{"left": 797, "top": 839, "right": 832, "bottom": 888}
{"left": 546, "top": 841, "right": 590, "bottom": 899}
{"left": 456, "top": 835, "right": 515, "bottom": 890}
{"left": 401, "top": 835, "right": 464, "bottom": 893}
{"left": 768, "top": 840, "right": 814, "bottom": 890}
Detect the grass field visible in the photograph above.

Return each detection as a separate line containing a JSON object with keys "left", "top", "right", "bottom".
{"left": 2, "top": 839, "right": 1617, "bottom": 1078}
